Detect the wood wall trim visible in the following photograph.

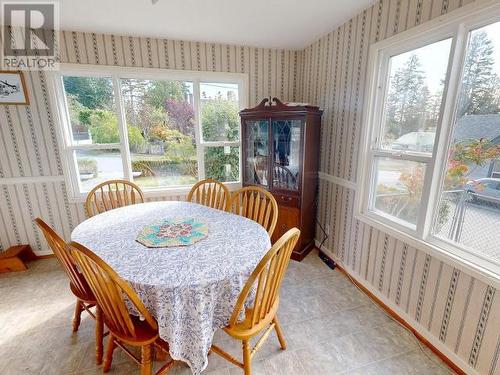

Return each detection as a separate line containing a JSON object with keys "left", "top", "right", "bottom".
{"left": 316, "top": 245, "right": 467, "bottom": 375}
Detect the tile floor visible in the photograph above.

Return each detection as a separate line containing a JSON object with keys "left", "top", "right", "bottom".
{"left": 0, "top": 251, "right": 454, "bottom": 375}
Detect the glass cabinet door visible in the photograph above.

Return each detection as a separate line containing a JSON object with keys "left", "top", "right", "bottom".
{"left": 272, "top": 119, "right": 302, "bottom": 191}
{"left": 244, "top": 119, "right": 270, "bottom": 186}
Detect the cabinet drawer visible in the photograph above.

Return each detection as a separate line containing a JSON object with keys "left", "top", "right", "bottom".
{"left": 273, "top": 193, "right": 300, "bottom": 207}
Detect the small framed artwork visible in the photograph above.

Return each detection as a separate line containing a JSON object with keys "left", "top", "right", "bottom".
{"left": 0, "top": 70, "right": 29, "bottom": 105}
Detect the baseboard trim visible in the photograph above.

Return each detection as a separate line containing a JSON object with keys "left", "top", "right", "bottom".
{"left": 36, "top": 253, "right": 55, "bottom": 259}
{"left": 291, "top": 240, "right": 315, "bottom": 261}
{"left": 30, "top": 249, "right": 54, "bottom": 257}
{"left": 315, "top": 241, "right": 475, "bottom": 375}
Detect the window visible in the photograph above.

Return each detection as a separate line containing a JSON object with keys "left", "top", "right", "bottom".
{"left": 359, "top": 4, "right": 500, "bottom": 276}
{"left": 50, "top": 66, "right": 247, "bottom": 197}
{"left": 370, "top": 39, "right": 452, "bottom": 228}
{"left": 200, "top": 82, "right": 241, "bottom": 182}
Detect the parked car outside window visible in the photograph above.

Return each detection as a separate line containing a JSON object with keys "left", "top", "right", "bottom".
{"left": 464, "top": 178, "right": 500, "bottom": 204}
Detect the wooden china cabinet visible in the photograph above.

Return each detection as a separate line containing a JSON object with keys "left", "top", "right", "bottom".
{"left": 240, "top": 97, "right": 323, "bottom": 261}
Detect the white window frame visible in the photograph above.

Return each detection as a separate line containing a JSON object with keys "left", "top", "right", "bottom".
{"left": 47, "top": 64, "right": 248, "bottom": 201}
{"left": 356, "top": 0, "right": 500, "bottom": 283}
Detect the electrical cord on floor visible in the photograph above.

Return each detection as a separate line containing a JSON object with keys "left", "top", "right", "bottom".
{"left": 314, "top": 187, "right": 329, "bottom": 250}
{"left": 316, "top": 219, "right": 329, "bottom": 250}
{"left": 332, "top": 257, "right": 454, "bottom": 374}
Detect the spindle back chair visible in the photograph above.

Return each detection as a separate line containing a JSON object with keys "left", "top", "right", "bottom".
{"left": 211, "top": 228, "right": 300, "bottom": 375}
{"left": 85, "top": 179, "right": 145, "bottom": 217}
{"left": 187, "top": 179, "right": 230, "bottom": 211}
{"left": 67, "top": 241, "right": 175, "bottom": 375}
{"left": 273, "top": 164, "right": 297, "bottom": 190}
{"left": 229, "top": 186, "right": 278, "bottom": 236}
{"left": 34, "top": 218, "right": 104, "bottom": 364}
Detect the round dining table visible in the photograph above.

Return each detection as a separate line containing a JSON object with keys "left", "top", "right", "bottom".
{"left": 71, "top": 201, "right": 271, "bottom": 374}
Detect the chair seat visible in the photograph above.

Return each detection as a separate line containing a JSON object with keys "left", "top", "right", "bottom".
{"left": 70, "top": 282, "right": 96, "bottom": 303}
{"left": 111, "top": 314, "right": 159, "bottom": 345}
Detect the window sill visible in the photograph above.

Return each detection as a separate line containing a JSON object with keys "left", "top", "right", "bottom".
{"left": 355, "top": 211, "right": 500, "bottom": 288}
{"left": 68, "top": 181, "right": 242, "bottom": 204}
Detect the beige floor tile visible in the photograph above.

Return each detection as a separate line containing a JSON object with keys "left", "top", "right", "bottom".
{"left": 345, "top": 350, "right": 453, "bottom": 375}
{"left": 0, "top": 250, "right": 454, "bottom": 375}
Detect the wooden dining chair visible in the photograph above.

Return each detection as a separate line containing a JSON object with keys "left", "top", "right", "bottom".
{"left": 34, "top": 218, "right": 104, "bottom": 365}
{"left": 273, "top": 164, "right": 297, "bottom": 190}
{"left": 187, "top": 179, "right": 230, "bottom": 211}
{"left": 211, "top": 228, "right": 300, "bottom": 375}
{"left": 67, "top": 241, "right": 175, "bottom": 375}
{"left": 229, "top": 186, "right": 278, "bottom": 236}
{"left": 85, "top": 179, "right": 145, "bottom": 217}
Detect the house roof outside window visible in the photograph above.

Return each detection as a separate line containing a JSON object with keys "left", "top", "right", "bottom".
{"left": 453, "top": 114, "right": 500, "bottom": 145}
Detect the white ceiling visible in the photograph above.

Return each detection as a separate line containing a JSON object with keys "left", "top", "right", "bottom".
{"left": 57, "top": 0, "right": 376, "bottom": 50}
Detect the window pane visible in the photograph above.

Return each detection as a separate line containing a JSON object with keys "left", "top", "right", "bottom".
{"left": 273, "top": 119, "right": 301, "bottom": 190}
{"left": 200, "top": 82, "right": 240, "bottom": 142}
{"left": 381, "top": 39, "right": 452, "bottom": 153}
{"left": 204, "top": 146, "right": 239, "bottom": 182}
{"left": 75, "top": 149, "right": 123, "bottom": 192}
{"left": 433, "top": 22, "right": 500, "bottom": 263}
{"left": 62, "top": 76, "right": 117, "bottom": 145}
{"left": 372, "top": 157, "right": 426, "bottom": 227}
{"left": 120, "top": 79, "right": 198, "bottom": 188}
{"left": 245, "top": 120, "right": 269, "bottom": 186}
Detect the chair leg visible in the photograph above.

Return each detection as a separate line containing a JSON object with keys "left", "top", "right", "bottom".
{"left": 103, "top": 335, "right": 116, "bottom": 373}
{"left": 242, "top": 340, "right": 251, "bottom": 375}
{"left": 141, "top": 344, "right": 152, "bottom": 375}
{"left": 72, "top": 299, "right": 83, "bottom": 332}
{"left": 95, "top": 305, "right": 104, "bottom": 365}
{"left": 273, "top": 317, "right": 287, "bottom": 350}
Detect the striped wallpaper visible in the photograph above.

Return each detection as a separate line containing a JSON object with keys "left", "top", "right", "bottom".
{"left": 0, "top": 30, "right": 300, "bottom": 254}
{"left": 300, "top": 0, "right": 499, "bottom": 374}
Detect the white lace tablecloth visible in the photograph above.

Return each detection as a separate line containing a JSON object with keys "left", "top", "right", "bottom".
{"left": 71, "top": 201, "right": 271, "bottom": 374}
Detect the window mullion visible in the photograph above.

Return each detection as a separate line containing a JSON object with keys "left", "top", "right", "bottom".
{"left": 54, "top": 73, "right": 82, "bottom": 197}
{"left": 57, "top": 75, "right": 73, "bottom": 147}
{"left": 113, "top": 75, "right": 133, "bottom": 182}
{"left": 193, "top": 79, "right": 205, "bottom": 180}
{"left": 371, "top": 149, "right": 432, "bottom": 164}
{"left": 415, "top": 161, "right": 433, "bottom": 238}
{"left": 372, "top": 52, "right": 391, "bottom": 148}
{"left": 422, "top": 23, "right": 470, "bottom": 240}
{"left": 66, "top": 148, "right": 82, "bottom": 199}
{"left": 365, "top": 150, "right": 377, "bottom": 214}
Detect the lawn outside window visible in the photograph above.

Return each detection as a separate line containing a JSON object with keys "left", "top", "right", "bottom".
{"left": 357, "top": 1, "right": 500, "bottom": 280}
{"left": 48, "top": 65, "right": 248, "bottom": 200}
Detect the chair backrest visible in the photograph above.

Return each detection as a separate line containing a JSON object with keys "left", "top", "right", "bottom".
{"left": 229, "top": 186, "right": 278, "bottom": 236}
{"left": 253, "top": 156, "right": 268, "bottom": 185}
{"left": 187, "top": 179, "right": 230, "bottom": 211}
{"left": 85, "top": 179, "right": 144, "bottom": 217}
{"left": 67, "top": 241, "right": 157, "bottom": 338}
{"left": 34, "top": 218, "right": 92, "bottom": 300}
{"left": 273, "top": 164, "right": 297, "bottom": 190}
{"left": 228, "top": 228, "right": 300, "bottom": 328}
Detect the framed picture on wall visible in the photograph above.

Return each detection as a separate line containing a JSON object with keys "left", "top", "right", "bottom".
{"left": 0, "top": 71, "right": 29, "bottom": 105}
